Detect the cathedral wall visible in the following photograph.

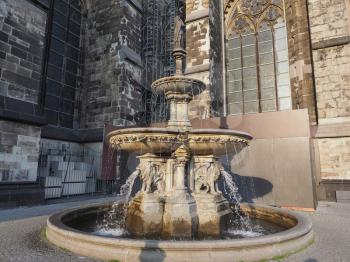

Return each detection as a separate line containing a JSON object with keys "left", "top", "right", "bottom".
{"left": 309, "top": 0, "right": 350, "bottom": 122}
{"left": 81, "top": 0, "right": 143, "bottom": 128}
{"left": 284, "top": 0, "right": 317, "bottom": 123}
{"left": 0, "top": 0, "right": 47, "bottom": 106}
{"left": 316, "top": 137, "right": 350, "bottom": 180}
{"left": 185, "top": 0, "right": 224, "bottom": 119}
{"left": 0, "top": 120, "right": 41, "bottom": 182}
{"left": 308, "top": 0, "right": 350, "bottom": 198}
{"left": 0, "top": 0, "right": 46, "bottom": 185}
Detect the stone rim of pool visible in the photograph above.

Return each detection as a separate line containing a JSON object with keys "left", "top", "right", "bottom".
{"left": 46, "top": 202, "right": 313, "bottom": 262}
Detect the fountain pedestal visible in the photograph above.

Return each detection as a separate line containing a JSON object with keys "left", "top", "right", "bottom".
{"left": 126, "top": 154, "right": 166, "bottom": 237}
{"left": 191, "top": 155, "right": 231, "bottom": 237}
{"left": 193, "top": 193, "right": 231, "bottom": 237}
{"left": 126, "top": 193, "right": 164, "bottom": 237}
{"left": 163, "top": 146, "right": 198, "bottom": 238}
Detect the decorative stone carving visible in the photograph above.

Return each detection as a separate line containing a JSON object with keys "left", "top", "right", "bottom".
{"left": 137, "top": 154, "right": 166, "bottom": 194}
{"left": 224, "top": 0, "right": 285, "bottom": 36}
{"left": 192, "top": 156, "right": 223, "bottom": 195}
{"left": 174, "top": 15, "right": 185, "bottom": 50}
{"left": 110, "top": 133, "right": 249, "bottom": 147}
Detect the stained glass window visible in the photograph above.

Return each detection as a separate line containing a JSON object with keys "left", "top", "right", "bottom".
{"left": 224, "top": 0, "right": 292, "bottom": 115}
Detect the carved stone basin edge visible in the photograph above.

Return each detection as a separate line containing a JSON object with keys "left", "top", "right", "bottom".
{"left": 46, "top": 203, "right": 313, "bottom": 262}
{"left": 107, "top": 128, "right": 253, "bottom": 148}
{"left": 151, "top": 76, "right": 206, "bottom": 95}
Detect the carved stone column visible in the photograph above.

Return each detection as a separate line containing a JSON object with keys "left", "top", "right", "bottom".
{"left": 163, "top": 146, "right": 198, "bottom": 238}
{"left": 166, "top": 93, "right": 192, "bottom": 129}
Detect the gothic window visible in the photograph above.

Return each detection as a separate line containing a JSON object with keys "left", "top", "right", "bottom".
{"left": 225, "top": 0, "right": 291, "bottom": 115}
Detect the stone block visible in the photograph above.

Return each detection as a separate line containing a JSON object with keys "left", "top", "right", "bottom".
{"left": 1, "top": 132, "right": 18, "bottom": 146}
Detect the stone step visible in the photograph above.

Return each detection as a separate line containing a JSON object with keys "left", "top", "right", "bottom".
{"left": 336, "top": 191, "right": 350, "bottom": 203}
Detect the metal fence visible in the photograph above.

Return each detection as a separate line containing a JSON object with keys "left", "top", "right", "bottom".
{"left": 38, "top": 141, "right": 117, "bottom": 199}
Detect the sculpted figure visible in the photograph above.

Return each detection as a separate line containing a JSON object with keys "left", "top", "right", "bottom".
{"left": 174, "top": 15, "right": 185, "bottom": 50}
{"left": 138, "top": 161, "right": 153, "bottom": 193}
{"left": 207, "top": 162, "right": 222, "bottom": 193}
{"left": 194, "top": 162, "right": 211, "bottom": 194}
{"left": 138, "top": 161, "right": 165, "bottom": 194}
{"left": 194, "top": 161, "right": 223, "bottom": 194}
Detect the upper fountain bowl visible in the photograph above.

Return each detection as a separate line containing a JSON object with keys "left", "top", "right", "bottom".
{"left": 151, "top": 75, "right": 206, "bottom": 96}
{"left": 107, "top": 127, "right": 252, "bottom": 156}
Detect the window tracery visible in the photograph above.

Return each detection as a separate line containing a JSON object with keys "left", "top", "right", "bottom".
{"left": 224, "top": 0, "right": 291, "bottom": 115}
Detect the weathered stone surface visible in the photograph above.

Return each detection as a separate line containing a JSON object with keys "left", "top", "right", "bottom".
{"left": 317, "top": 137, "right": 350, "bottom": 180}
{"left": 284, "top": 0, "right": 317, "bottom": 123}
{"left": 308, "top": 0, "right": 350, "bottom": 123}
{"left": 80, "top": 0, "right": 143, "bottom": 128}
{"left": 0, "top": 0, "right": 46, "bottom": 105}
{"left": 313, "top": 45, "right": 350, "bottom": 121}
{"left": 0, "top": 120, "right": 41, "bottom": 182}
{"left": 185, "top": 0, "right": 223, "bottom": 119}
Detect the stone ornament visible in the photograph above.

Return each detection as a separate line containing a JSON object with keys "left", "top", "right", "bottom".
{"left": 193, "top": 158, "right": 223, "bottom": 194}
{"left": 224, "top": 0, "right": 284, "bottom": 36}
{"left": 137, "top": 157, "right": 166, "bottom": 194}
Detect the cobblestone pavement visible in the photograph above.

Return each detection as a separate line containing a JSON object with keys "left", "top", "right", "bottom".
{"left": 0, "top": 197, "right": 116, "bottom": 262}
{"left": 0, "top": 200, "right": 349, "bottom": 262}
{"left": 286, "top": 201, "right": 350, "bottom": 262}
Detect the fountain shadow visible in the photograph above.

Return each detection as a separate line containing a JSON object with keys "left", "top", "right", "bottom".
{"left": 217, "top": 116, "right": 273, "bottom": 204}
{"left": 218, "top": 170, "right": 273, "bottom": 204}
{"left": 139, "top": 242, "right": 166, "bottom": 262}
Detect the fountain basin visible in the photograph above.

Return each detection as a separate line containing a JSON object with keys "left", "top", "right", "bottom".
{"left": 107, "top": 128, "right": 252, "bottom": 155}
{"left": 46, "top": 203, "right": 313, "bottom": 262}
{"left": 151, "top": 75, "right": 206, "bottom": 95}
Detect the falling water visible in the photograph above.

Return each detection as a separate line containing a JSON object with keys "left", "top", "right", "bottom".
{"left": 96, "top": 170, "right": 140, "bottom": 236}
{"left": 119, "top": 169, "right": 140, "bottom": 201}
{"left": 221, "top": 170, "right": 263, "bottom": 238}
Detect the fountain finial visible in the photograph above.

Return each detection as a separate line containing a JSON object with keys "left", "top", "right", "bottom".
{"left": 173, "top": 15, "right": 186, "bottom": 75}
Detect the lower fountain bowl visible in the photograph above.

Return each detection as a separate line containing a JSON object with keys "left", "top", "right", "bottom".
{"left": 46, "top": 203, "right": 313, "bottom": 262}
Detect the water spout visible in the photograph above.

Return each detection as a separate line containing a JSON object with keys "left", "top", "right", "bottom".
{"left": 220, "top": 170, "right": 259, "bottom": 234}
{"left": 119, "top": 169, "right": 140, "bottom": 201}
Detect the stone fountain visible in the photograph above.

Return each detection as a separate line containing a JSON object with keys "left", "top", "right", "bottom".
{"left": 107, "top": 39, "right": 251, "bottom": 239}
{"left": 46, "top": 17, "right": 313, "bottom": 262}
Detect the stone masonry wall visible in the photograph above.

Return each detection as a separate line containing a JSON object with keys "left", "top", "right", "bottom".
{"left": 186, "top": 17, "right": 211, "bottom": 119}
{"left": 0, "top": 0, "right": 47, "bottom": 104}
{"left": 308, "top": 0, "right": 350, "bottom": 181}
{"left": 317, "top": 137, "right": 350, "bottom": 179}
{"left": 284, "top": 0, "right": 317, "bottom": 123}
{"left": 0, "top": 120, "right": 41, "bottom": 182}
{"left": 186, "top": 19, "right": 210, "bottom": 68}
{"left": 308, "top": 0, "right": 350, "bottom": 122}
{"left": 81, "top": 0, "right": 143, "bottom": 128}
{"left": 185, "top": 0, "right": 219, "bottom": 119}
{"left": 313, "top": 45, "right": 350, "bottom": 120}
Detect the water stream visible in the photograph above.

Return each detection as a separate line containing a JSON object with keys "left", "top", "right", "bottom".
{"left": 96, "top": 170, "right": 139, "bottom": 236}
{"left": 93, "top": 168, "right": 268, "bottom": 239}
{"left": 221, "top": 170, "right": 264, "bottom": 238}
